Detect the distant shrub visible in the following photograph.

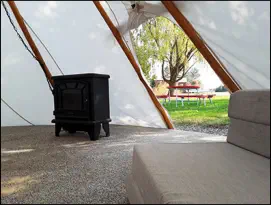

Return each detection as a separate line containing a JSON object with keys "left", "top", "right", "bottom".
{"left": 150, "top": 75, "right": 157, "bottom": 88}
{"left": 215, "top": 85, "right": 228, "bottom": 92}
{"left": 150, "top": 78, "right": 156, "bottom": 88}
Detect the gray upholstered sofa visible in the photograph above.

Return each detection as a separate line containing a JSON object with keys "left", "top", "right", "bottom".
{"left": 126, "top": 90, "right": 270, "bottom": 204}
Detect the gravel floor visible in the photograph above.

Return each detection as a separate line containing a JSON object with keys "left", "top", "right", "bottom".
{"left": 1, "top": 125, "right": 226, "bottom": 204}
{"left": 175, "top": 124, "right": 229, "bottom": 136}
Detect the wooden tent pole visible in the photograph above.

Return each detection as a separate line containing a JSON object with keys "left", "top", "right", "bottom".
{"left": 162, "top": 1, "right": 241, "bottom": 93}
{"left": 93, "top": 1, "right": 174, "bottom": 129}
{"left": 7, "top": 1, "right": 54, "bottom": 86}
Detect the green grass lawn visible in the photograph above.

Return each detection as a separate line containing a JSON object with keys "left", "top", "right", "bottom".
{"left": 162, "top": 96, "right": 230, "bottom": 126}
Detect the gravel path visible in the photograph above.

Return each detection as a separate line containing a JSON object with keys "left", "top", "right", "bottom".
{"left": 175, "top": 124, "right": 229, "bottom": 136}
{"left": 1, "top": 125, "right": 226, "bottom": 204}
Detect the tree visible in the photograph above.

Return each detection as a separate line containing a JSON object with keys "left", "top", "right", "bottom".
{"left": 130, "top": 32, "right": 152, "bottom": 80}
{"left": 150, "top": 75, "right": 157, "bottom": 88}
{"left": 186, "top": 67, "right": 201, "bottom": 84}
{"left": 131, "top": 17, "right": 204, "bottom": 95}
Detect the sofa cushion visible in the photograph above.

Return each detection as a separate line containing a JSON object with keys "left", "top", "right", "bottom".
{"left": 227, "top": 118, "right": 270, "bottom": 158}
{"left": 228, "top": 90, "right": 270, "bottom": 125}
{"left": 126, "top": 143, "right": 270, "bottom": 204}
{"left": 227, "top": 90, "right": 270, "bottom": 158}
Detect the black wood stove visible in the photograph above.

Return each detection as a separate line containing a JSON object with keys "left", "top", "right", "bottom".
{"left": 51, "top": 73, "right": 111, "bottom": 141}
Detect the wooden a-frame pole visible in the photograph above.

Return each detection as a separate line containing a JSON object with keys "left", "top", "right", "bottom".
{"left": 93, "top": 1, "right": 174, "bottom": 129}
{"left": 162, "top": 1, "right": 241, "bottom": 93}
{"left": 7, "top": 1, "right": 54, "bottom": 86}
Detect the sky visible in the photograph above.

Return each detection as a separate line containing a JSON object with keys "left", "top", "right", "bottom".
{"left": 196, "top": 63, "right": 223, "bottom": 90}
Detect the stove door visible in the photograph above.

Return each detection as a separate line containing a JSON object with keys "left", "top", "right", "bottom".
{"left": 54, "top": 81, "right": 89, "bottom": 119}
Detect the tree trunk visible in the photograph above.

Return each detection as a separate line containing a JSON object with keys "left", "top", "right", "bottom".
{"left": 168, "top": 81, "right": 177, "bottom": 96}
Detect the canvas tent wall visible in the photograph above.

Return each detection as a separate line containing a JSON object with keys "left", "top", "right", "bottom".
{"left": 171, "top": 1, "right": 270, "bottom": 90}
{"left": 1, "top": 1, "right": 169, "bottom": 128}
{"left": 1, "top": 1, "right": 270, "bottom": 128}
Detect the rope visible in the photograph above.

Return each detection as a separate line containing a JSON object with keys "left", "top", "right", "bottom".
{"left": 23, "top": 17, "right": 64, "bottom": 75}
{"left": 1, "top": 1, "right": 54, "bottom": 92}
{"left": 1, "top": 98, "right": 35, "bottom": 126}
{"left": 1, "top": 1, "right": 37, "bottom": 60}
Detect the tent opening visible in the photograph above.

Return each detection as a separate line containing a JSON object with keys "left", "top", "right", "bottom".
{"left": 131, "top": 16, "right": 231, "bottom": 133}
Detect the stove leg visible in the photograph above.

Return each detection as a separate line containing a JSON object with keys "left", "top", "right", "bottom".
{"left": 55, "top": 123, "right": 61, "bottom": 137}
{"left": 102, "top": 122, "right": 110, "bottom": 137}
{"left": 88, "top": 123, "right": 101, "bottom": 141}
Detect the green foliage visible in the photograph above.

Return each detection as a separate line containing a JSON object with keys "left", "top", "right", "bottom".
{"left": 130, "top": 32, "right": 152, "bottom": 80}
{"left": 163, "top": 96, "right": 230, "bottom": 125}
{"left": 131, "top": 17, "right": 204, "bottom": 83}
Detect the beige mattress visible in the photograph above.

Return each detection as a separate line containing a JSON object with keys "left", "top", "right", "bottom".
{"left": 126, "top": 142, "right": 270, "bottom": 204}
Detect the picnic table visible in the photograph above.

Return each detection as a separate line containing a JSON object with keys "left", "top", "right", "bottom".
{"left": 168, "top": 85, "right": 200, "bottom": 107}
{"left": 156, "top": 85, "right": 216, "bottom": 107}
{"left": 166, "top": 85, "right": 215, "bottom": 107}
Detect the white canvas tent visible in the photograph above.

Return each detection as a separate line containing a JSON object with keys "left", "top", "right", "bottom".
{"left": 1, "top": 1, "right": 270, "bottom": 128}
